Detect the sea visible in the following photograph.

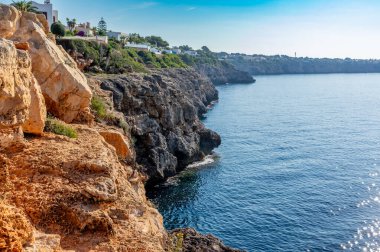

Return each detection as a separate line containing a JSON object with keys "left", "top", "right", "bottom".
{"left": 149, "top": 74, "right": 380, "bottom": 251}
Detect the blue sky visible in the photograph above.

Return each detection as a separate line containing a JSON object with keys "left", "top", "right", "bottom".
{"left": 4, "top": 0, "right": 380, "bottom": 58}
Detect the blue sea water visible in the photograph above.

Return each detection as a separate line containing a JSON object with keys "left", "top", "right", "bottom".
{"left": 149, "top": 74, "right": 380, "bottom": 251}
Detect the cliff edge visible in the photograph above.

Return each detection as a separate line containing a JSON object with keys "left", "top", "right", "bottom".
{"left": 95, "top": 68, "right": 221, "bottom": 186}
{"left": 0, "top": 5, "right": 167, "bottom": 251}
{"left": 0, "top": 4, "right": 243, "bottom": 251}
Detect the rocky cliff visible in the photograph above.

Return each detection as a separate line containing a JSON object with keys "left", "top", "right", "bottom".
{"left": 0, "top": 4, "right": 92, "bottom": 123}
{"left": 95, "top": 68, "right": 221, "bottom": 186}
{"left": 194, "top": 61, "right": 255, "bottom": 85}
{"left": 0, "top": 5, "right": 167, "bottom": 251}
{"left": 0, "top": 4, "right": 242, "bottom": 252}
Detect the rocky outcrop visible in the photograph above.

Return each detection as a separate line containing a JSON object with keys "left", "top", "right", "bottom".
{"left": 96, "top": 68, "right": 221, "bottom": 186}
{"left": 0, "top": 126, "right": 167, "bottom": 251}
{"left": 194, "top": 61, "right": 255, "bottom": 85}
{"left": 0, "top": 36, "right": 167, "bottom": 252}
{"left": 99, "top": 130, "right": 133, "bottom": 160}
{"left": 170, "top": 228, "right": 244, "bottom": 252}
{"left": 22, "top": 67, "right": 47, "bottom": 135}
{"left": 0, "top": 39, "right": 46, "bottom": 148}
{"left": 0, "top": 4, "right": 92, "bottom": 123}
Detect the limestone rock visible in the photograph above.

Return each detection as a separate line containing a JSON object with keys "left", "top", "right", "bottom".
{"left": 0, "top": 39, "right": 45, "bottom": 145}
{"left": 0, "top": 39, "right": 30, "bottom": 130}
{"left": 22, "top": 77, "right": 46, "bottom": 135}
{"left": 0, "top": 126, "right": 167, "bottom": 251}
{"left": 0, "top": 5, "right": 20, "bottom": 38}
{"left": 0, "top": 4, "right": 92, "bottom": 123}
{"left": 96, "top": 68, "right": 221, "bottom": 185}
{"left": 99, "top": 130, "right": 133, "bottom": 159}
{"left": 0, "top": 203, "right": 34, "bottom": 251}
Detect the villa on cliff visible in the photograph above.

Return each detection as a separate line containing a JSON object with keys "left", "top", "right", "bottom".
{"left": 73, "top": 22, "right": 94, "bottom": 36}
{"left": 31, "top": 0, "right": 58, "bottom": 28}
{"left": 125, "top": 42, "right": 151, "bottom": 51}
{"left": 107, "top": 31, "right": 128, "bottom": 41}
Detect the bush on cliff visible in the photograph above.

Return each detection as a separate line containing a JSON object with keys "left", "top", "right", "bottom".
{"left": 91, "top": 95, "right": 129, "bottom": 133}
{"left": 91, "top": 95, "right": 107, "bottom": 119}
{"left": 56, "top": 39, "right": 188, "bottom": 74}
{"left": 44, "top": 117, "right": 78, "bottom": 139}
{"left": 51, "top": 22, "right": 65, "bottom": 38}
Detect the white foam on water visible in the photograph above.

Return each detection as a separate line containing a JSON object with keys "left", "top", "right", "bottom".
{"left": 158, "top": 154, "right": 218, "bottom": 187}
{"left": 187, "top": 155, "right": 216, "bottom": 169}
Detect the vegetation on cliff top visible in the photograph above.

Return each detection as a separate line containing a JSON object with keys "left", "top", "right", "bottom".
{"left": 225, "top": 54, "right": 380, "bottom": 75}
{"left": 57, "top": 38, "right": 187, "bottom": 74}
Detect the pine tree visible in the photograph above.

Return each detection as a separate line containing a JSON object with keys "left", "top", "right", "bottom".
{"left": 97, "top": 17, "right": 107, "bottom": 36}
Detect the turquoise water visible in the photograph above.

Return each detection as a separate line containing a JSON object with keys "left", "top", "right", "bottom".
{"left": 148, "top": 74, "right": 380, "bottom": 251}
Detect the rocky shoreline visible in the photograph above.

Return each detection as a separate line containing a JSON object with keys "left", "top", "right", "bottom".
{"left": 0, "top": 4, "right": 242, "bottom": 251}
{"left": 94, "top": 68, "right": 221, "bottom": 186}
{"left": 195, "top": 62, "right": 256, "bottom": 85}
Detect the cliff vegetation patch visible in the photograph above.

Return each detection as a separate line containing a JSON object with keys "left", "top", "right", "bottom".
{"left": 44, "top": 117, "right": 78, "bottom": 139}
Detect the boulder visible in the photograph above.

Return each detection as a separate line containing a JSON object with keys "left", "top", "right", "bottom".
{"left": 0, "top": 39, "right": 46, "bottom": 146}
{"left": 0, "top": 5, "right": 20, "bottom": 38}
{"left": 99, "top": 130, "right": 133, "bottom": 160}
{"left": 22, "top": 77, "right": 46, "bottom": 135}
{"left": 0, "top": 4, "right": 92, "bottom": 123}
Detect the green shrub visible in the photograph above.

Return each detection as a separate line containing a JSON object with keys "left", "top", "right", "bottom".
{"left": 91, "top": 95, "right": 107, "bottom": 119}
{"left": 45, "top": 118, "right": 78, "bottom": 139}
{"left": 65, "top": 30, "right": 74, "bottom": 37}
{"left": 51, "top": 22, "right": 65, "bottom": 38}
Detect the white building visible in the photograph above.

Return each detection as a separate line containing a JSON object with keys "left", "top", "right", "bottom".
{"left": 125, "top": 43, "right": 150, "bottom": 52}
{"left": 184, "top": 50, "right": 198, "bottom": 56}
{"left": 150, "top": 48, "right": 162, "bottom": 55}
{"left": 171, "top": 49, "right": 182, "bottom": 55}
{"left": 60, "top": 36, "right": 108, "bottom": 44}
{"left": 75, "top": 22, "right": 94, "bottom": 36}
{"left": 107, "top": 31, "right": 128, "bottom": 41}
{"left": 31, "top": 0, "right": 58, "bottom": 28}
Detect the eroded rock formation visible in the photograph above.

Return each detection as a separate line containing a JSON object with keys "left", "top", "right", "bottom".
{"left": 0, "top": 4, "right": 92, "bottom": 123}
{"left": 0, "top": 39, "right": 46, "bottom": 148}
{"left": 0, "top": 127, "right": 167, "bottom": 251}
{"left": 95, "top": 68, "right": 221, "bottom": 186}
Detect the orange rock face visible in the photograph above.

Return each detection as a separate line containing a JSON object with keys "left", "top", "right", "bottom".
{"left": 0, "top": 4, "right": 92, "bottom": 123}
{"left": 99, "top": 130, "right": 133, "bottom": 160}
{"left": 0, "top": 39, "right": 46, "bottom": 146}
{"left": 13, "top": 41, "right": 29, "bottom": 51}
{"left": 0, "top": 126, "right": 167, "bottom": 251}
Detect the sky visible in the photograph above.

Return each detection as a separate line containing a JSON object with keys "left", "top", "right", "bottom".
{"left": 4, "top": 0, "right": 380, "bottom": 59}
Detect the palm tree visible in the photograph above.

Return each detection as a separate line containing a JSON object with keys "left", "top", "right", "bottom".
{"left": 11, "top": 0, "right": 38, "bottom": 13}
{"left": 66, "top": 18, "right": 77, "bottom": 32}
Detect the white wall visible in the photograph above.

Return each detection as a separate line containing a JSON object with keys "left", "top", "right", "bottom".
{"left": 31, "top": 1, "right": 58, "bottom": 28}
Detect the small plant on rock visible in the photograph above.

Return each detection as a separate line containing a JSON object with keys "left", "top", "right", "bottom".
{"left": 44, "top": 117, "right": 78, "bottom": 139}
{"left": 91, "top": 95, "right": 107, "bottom": 120}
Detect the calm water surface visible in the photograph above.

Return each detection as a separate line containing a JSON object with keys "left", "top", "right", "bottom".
{"left": 148, "top": 74, "right": 380, "bottom": 251}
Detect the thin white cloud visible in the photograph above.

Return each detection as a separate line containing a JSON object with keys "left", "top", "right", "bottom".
{"left": 137, "top": 2, "right": 158, "bottom": 9}
{"left": 120, "top": 2, "right": 158, "bottom": 11}
{"left": 186, "top": 6, "right": 197, "bottom": 11}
